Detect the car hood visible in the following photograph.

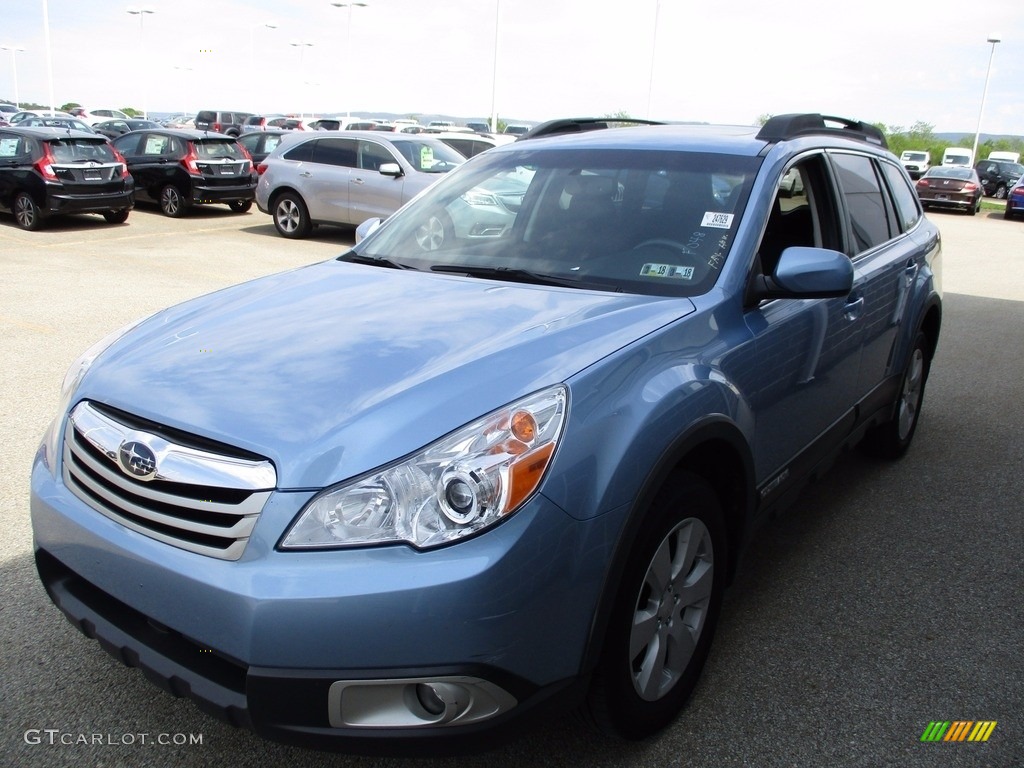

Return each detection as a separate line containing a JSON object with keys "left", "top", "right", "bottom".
{"left": 77, "top": 260, "right": 695, "bottom": 488}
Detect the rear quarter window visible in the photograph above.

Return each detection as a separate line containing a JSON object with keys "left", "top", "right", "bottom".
{"left": 831, "top": 152, "right": 894, "bottom": 253}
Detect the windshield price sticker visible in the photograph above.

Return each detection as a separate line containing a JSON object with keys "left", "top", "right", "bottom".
{"left": 420, "top": 146, "right": 434, "bottom": 168}
{"left": 701, "top": 212, "right": 734, "bottom": 229}
{"left": 640, "top": 263, "right": 695, "bottom": 280}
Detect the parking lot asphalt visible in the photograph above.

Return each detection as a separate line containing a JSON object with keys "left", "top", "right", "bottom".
{"left": 1, "top": 205, "right": 1021, "bottom": 768}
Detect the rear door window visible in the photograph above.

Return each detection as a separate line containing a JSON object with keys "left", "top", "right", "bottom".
{"left": 878, "top": 161, "right": 921, "bottom": 233}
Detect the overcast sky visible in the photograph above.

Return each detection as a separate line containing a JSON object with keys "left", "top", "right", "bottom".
{"left": 2, "top": 0, "right": 1023, "bottom": 134}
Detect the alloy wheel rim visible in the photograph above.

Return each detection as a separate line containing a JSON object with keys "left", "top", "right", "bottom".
{"left": 16, "top": 196, "right": 36, "bottom": 227}
{"left": 162, "top": 188, "right": 180, "bottom": 215}
{"left": 277, "top": 200, "right": 298, "bottom": 233}
{"left": 630, "top": 517, "right": 714, "bottom": 701}
{"left": 415, "top": 216, "right": 445, "bottom": 250}
{"left": 898, "top": 348, "right": 924, "bottom": 440}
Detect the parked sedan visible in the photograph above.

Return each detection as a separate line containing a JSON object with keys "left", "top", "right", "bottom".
{"left": 93, "top": 118, "right": 162, "bottom": 139}
{"left": 256, "top": 131, "right": 464, "bottom": 238}
{"left": 0, "top": 126, "right": 134, "bottom": 230}
{"left": 915, "top": 166, "right": 982, "bottom": 215}
{"left": 112, "top": 129, "right": 257, "bottom": 217}
{"left": 1003, "top": 179, "right": 1024, "bottom": 220}
{"left": 16, "top": 116, "right": 97, "bottom": 133}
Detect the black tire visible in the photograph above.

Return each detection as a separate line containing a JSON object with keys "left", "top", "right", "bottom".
{"left": 14, "top": 192, "right": 42, "bottom": 231}
{"left": 1005, "top": 206, "right": 1015, "bottom": 220}
{"left": 968, "top": 200, "right": 978, "bottom": 216}
{"left": 272, "top": 192, "right": 312, "bottom": 238}
{"left": 228, "top": 199, "right": 253, "bottom": 213}
{"left": 413, "top": 209, "right": 454, "bottom": 251}
{"left": 159, "top": 185, "right": 188, "bottom": 218}
{"left": 994, "top": 184, "right": 1007, "bottom": 200}
{"left": 103, "top": 209, "right": 130, "bottom": 224}
{"left": 584, "top": 471, "right": 726, "bottom": 740}
{"left": 860, "top": 330, "right": 931, "bottom": 459}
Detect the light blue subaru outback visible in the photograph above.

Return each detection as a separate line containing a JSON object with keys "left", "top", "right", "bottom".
{"left": 31, "top": 114, "right": 941, "bottom": 752}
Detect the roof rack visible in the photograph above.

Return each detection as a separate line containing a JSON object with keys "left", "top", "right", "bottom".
{"left": 517, "top": 117, "right": 665, "bottom": 142}
{"left": 756, "top": 113, "right": 887, "bottom": 148}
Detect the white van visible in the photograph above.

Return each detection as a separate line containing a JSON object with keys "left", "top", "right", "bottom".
{"left": 987, "top": 150, "right": 1020, "bottom": 163}
{"left": 942, "top": 147, "right": 974, "bottom": 167}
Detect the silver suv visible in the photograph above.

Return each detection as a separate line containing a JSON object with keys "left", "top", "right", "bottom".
{"left": 255, "top": 131, "right": 464, "bottom": 239}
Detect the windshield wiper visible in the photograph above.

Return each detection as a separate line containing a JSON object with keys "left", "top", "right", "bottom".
{"left": 430, "top": 264, "right": 590, "bottom": 289}
{"left": 339, "top": 252, "right": 417, "bottom": 270}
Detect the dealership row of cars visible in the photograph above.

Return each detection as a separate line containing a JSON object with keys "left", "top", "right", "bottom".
{"left": 3, "top": 105, "right": 1024, "bottom": 232}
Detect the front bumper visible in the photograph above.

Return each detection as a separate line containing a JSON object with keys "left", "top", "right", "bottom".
{"left": 30, "top": 456, "right": 619, "bottom": 750}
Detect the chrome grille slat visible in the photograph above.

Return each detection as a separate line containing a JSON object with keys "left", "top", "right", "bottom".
{"left": 62, "top": 401, "right": 276, "bottom": 561}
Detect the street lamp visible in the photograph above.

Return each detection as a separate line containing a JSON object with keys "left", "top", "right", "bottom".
{"left": 127, "top": 8, "right": 156, "bottom": 118}
{"left": 172, "top": 66, "right": 193, "bottom": 119}
{"left": 330, "top": 2, "right": 368, "bottom": 118}
{"left": 489, "top": 0, "right": 500, "bottom": 133}
{"left": 290, "top": 42, "right": 314, "bottom": 117}
{"left": 646, "top": 0, "right": 662, "bottom": 119}
{"left": 250, "top": 22, "right": 277, "bottom": 64}
{"left": 249, "top": 22, "right": 278, "bottom": 108}
{"left": 0, "top": 45, "right": 25, "bottom": 110}
{"left": 971, "top": 36, "right": 1000, "bottom": 165}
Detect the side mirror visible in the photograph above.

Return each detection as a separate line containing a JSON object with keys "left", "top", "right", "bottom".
{"left": 355, "top": 218, "right": 382, "bottom": 243}
{"left": 379, "top": 162, "right": 402, "bottom": 178}
{"left": 749, "top": 247, "right": 853, "bottom": 303}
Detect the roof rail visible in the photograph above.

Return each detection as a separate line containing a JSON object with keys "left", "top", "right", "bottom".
{"left": 517, "top": 117, "right": 665, "bottom": 141}
{"left": 756, "top": 113, "right": 887, "bottom": 149}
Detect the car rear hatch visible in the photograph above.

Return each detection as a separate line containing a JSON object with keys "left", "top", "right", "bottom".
{"left": 46, "top": 137, "right": 127, "bottom": 194}
{"left": 193, "top": 139, "right": 253, "bottom": 186}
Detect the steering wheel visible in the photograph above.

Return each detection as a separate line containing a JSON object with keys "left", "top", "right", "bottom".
{"left": 632, "top": 238, "right": 696, "bottom": 255}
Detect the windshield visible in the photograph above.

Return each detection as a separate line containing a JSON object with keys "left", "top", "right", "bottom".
{"left": 194, "top": 140, "right": 246, "bottom": 160}
{"left": 350, "top": 147, "right": 760, "bottom": 297}
{"left": 928, "top": 167, "right": 973, "bottom": 180}
{"left": 903, "top": 152, "right": 927, "bottom": 162}
{"left": 48, "top": 139, "right": 117, "bottom": 163}
{"left": 387, "top": 138, "right": 465, "bottom": 173}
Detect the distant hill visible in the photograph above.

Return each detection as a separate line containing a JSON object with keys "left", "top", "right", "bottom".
{"left": 934, "top": 132, "right": 1024, "bottom": 143}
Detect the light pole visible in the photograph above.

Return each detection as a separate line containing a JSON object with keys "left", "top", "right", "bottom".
{"left": 971, "top": 37, "right": 1000, "bottom": 165}
{"left": 330, "top": 2, "right": 368, "bottom": 119}
{"left": 249, "top": 22, "right": 278, "bottom": 109}
{"left": 172, "top": 66, "right": 193, "bottom": 119}
{"left": 646, "top": 0, "right": 661, "bottom": 119}
{"left": 290, "top": 42, "right": 314, "bottom": 117}
{"left": 0, "top": 45, "right": 25, "bottom": 110}
{"left": 127, "top": 8, "right": 156, "bottom": 118}
{"left": 489, "top": 0, "right": 500, "bottom": 133}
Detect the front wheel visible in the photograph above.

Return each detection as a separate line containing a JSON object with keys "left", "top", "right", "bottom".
{"left": 414, "top": 210, "right": 453, "bottom": 251}
{"left": 584, "top": 471, "right": 725, "bottom": 740}
{"left": 860, "top": 330, "right": 931, "bottom": 459}
{"left": 994, "top": 184, "right": 1007, "bottom": 200}
{"left": 14, "top": 192, "right": 42, "bottom": 230}
{"left": 228, "top": 199, "right": 253, "bottom": 213}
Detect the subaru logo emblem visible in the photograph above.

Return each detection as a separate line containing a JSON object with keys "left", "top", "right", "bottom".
{"left": 118, "top": 440, "right": 157, "bottom": 480}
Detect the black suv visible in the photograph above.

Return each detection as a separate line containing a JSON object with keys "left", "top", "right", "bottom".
{"left": 194, "top": 110, "right": 253, "bottom": 137}
{"left": 0, "top": 126, "right": 134, "bottom": 230}
{"left": 974, "top": 159, "right": 1024, "bottom": 198}
{"left": 111, "top": 129, "right": 257, "bottom": 217}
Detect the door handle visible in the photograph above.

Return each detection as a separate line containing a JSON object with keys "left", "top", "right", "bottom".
{"left": 299, "top": 171, "right": 312, "bottom": 178}
{"left": 843, "top": 296, "right": 865, "bottom": 321}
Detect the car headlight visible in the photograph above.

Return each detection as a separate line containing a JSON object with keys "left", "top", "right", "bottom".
{"left": 281, "top": 386, "right": 567, "bottom": 550}
{"left": 40, "top": 314, "right": 153, "bottom": 476}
